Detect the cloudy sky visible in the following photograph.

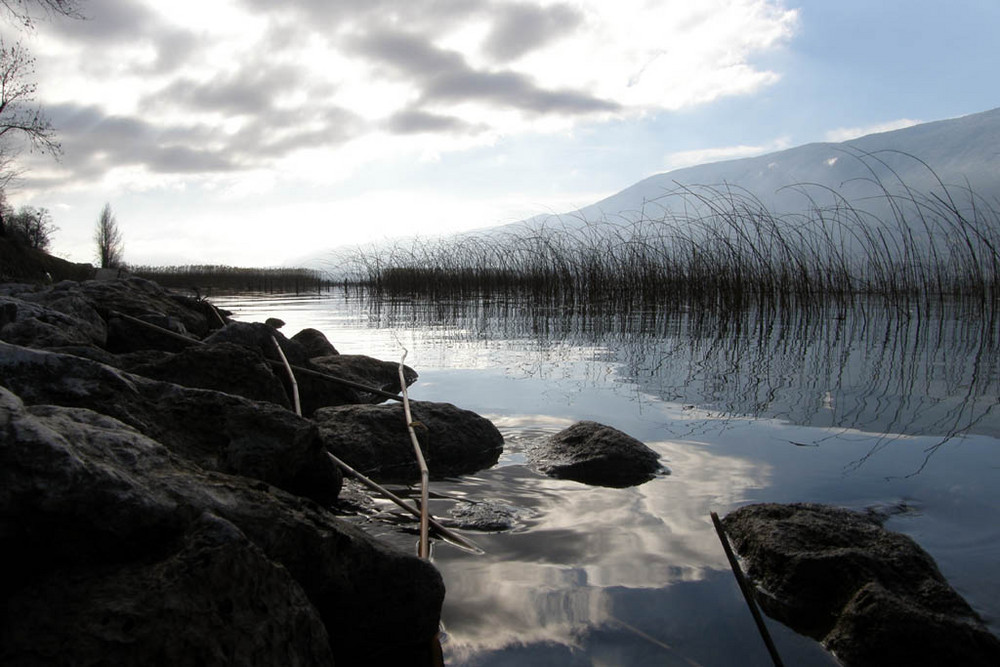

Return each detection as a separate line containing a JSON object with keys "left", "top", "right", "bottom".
{"left": 5, "top": 0, "right": 999, "bottom": 266}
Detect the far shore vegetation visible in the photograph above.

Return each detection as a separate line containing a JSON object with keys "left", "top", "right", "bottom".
{"left": 334, "top": 154, "right": 1000, "bottom": 313}
{"left": 131, "top": 264, "right": 331, "bottom": 295}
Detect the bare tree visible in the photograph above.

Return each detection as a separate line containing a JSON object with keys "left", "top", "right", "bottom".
{"left": 0, "top": 39, "right": 59, "bottom": 155}
{"left": 95, "top": 202, "right": 124, "bottom": 268}
{"left": 1, "top": 0, "right": 83, "bottom": 26}
{"left": 7, "top": 204, "right": 55, "bottom": 249}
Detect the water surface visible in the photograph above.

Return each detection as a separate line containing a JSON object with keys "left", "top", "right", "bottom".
{"left": 215, "top": 291, "right": 999, "bottom": 666}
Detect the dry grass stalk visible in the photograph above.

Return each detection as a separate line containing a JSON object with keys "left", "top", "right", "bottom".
{"left": 400, "top": 347, "right": 430, "bottom": 559}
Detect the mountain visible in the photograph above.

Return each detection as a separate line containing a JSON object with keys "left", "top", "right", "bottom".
{"left": 520, "top": 106, "right": 1000, "bottom": 230}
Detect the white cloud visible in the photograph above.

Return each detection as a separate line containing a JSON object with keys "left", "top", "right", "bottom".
{"left": 824, "top": 118, "right": 921, "bottom": 143}
{"left": 26, "top": 0, "right": 798, "bottom": 187}
{"left": 663, "top": 136, "right": 793, "bottom": 171}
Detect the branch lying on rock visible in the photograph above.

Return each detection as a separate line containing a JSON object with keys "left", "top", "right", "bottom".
{"left": 111, "top": 310, "right": 404, "bottom": 402}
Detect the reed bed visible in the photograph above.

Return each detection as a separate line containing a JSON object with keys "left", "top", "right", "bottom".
{"left": 132, "top": 264, "right": 329, "bottom": 294}
{"left": 333, "top": 153, "right": 999, "bottom": 310}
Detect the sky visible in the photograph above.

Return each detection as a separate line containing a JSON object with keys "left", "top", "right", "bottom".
{"left": 4, "top": 0, "right": 999, "bottom": 267}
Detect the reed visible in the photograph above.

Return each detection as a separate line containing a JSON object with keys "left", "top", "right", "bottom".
{"left": 332, "top": 153, "right": 999, "bottom": 310}
{"left": 132, "top": 264, "right": 330, "bottom": 295}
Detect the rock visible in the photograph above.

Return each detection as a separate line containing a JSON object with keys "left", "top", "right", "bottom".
{"left": 124, "top": 341, "right": 292, "bottom": 409}
{"left": 0, "top": 387, "right": 444, "bottom": 664}
{"left": 0, "top": 294, "right": 106, "bottom": 348}
{"left": 315, "top": 401, "right": 504, "bottom": 483}
{"left": 265, "top": 317, "right": 285, "bottom": 329}
{"left": 311, "top": 353, "right": 417, "bottom": 402}
{"left": 722, "top": 503, "right": 1000, "bottom": 667}
{"left": 528, "top": 421, "right": 663, "bottom": 487}
{"left": 292, "top": 327, "right": 339, "bottom": 357}
{"left": 449, "top": 500, "right": 529, "bottom": 532}
{"left": 205, "top": 322, "right": 359, "bottom": 414}
{"left": 0, "top": 341, "right": 340, "bottom": 504}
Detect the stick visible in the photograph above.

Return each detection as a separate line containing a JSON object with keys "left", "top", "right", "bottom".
{"left": 272, "top": 336, "right": 301, "bottom": 416}
{"left": 711, "top": 511, "right": 784, "bottom": 667}
{"left": 399, "top": 347, "right": 430, "bottom": 559}
{"left": 327, "top": 452, "right": 483, "bottom": 554}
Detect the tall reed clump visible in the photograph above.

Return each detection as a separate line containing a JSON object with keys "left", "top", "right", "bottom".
{"left": 332, "top": 152, "right": 999, "bottom": 310}
{"left": 131, "top": 264, "right": 329, "bottom": 294}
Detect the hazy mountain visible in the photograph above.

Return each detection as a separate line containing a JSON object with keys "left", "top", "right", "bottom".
{"left": 529, "top": 106, "right": 1000, "bottom": 230}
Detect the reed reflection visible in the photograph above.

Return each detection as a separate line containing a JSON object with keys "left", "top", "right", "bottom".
{"left": 357, "top": 295, "right": 998, "bottom": 472}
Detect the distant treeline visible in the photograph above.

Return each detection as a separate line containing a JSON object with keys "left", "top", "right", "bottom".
{"left": 132, "top": 265, "right": 330, "bottom": 294}
{"left": 335, "top": 153, "right": 1000, "bottom": 310}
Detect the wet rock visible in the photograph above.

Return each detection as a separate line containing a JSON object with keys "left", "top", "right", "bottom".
{"left": 292, "top": 327, "right": 339, "bottom": 357}
{"left": 315, "top": 400, "right": 504, "bottom": 483}
{"left": 311, "top": 353, "right": 417, "bottom": 402}
{"left": 722, "top": 503, "right": 1000, "bottom": 667}
{"left": 449, "top": 500, "right": 529, "bottom": 532}
{"left": 124, "top": 342, "right": 291, "bottom": 409}
{"left": 529, "top": 421, "right": 662, "bottom": 487}
{"left": 265, "top": 317, "right": 286, "bottom": 329}
{"left": 0, "top": 387, "right": 444, "bottom": 665}
{"left": 0, "top": 341, "right": 340, "bottom": 504}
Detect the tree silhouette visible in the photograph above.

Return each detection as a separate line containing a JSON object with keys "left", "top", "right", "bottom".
{"left": 95, "top": 203, "right": 124, "bottom": 268}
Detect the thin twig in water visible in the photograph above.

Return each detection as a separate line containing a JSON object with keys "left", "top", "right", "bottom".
{"left": 326, "top": 452, "right": 483, "bottom": 553}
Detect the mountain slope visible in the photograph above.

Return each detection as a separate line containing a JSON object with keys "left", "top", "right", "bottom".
{"left": 540, "top": 106, "right": 1000, "bottom": 228}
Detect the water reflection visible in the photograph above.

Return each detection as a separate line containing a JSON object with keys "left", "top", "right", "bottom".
{"left": 351, "top": 296, "right": 999, "bottom": 470}
{"left": 214, "top": 292, "right": 999, "bottom": 664}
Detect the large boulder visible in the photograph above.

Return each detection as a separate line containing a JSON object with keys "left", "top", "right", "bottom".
{"left": 0, "top": 387, "right": 444, "bottom": 665}
{"left": 206, "top": 322, "right": 359, "bottom": 414}
{"left": 315, "top": 401, "right": 504, "bottom": 483}
{"left": 292, "top": 327, "right": 339, "bottom": 357}
{"left": 123, "top": 341, "right": 292, "bottom": 409}
{"left": 722, "top": 503, "right": 1000, "bottom": 667}
{"left": 0, "top": 341, "right": 340, "bottom": 504}
{"left": 311, "top": 353, "right": 417, "bottom": 403}
{"left": 0, "top": 294, "right": 106, "bottom": 348}
{"left": 528, "top": 421, "right": 663, "bottom": 487}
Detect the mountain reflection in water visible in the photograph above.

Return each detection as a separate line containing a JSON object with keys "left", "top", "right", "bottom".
{"left": 215, "top": 291, "right": 998, "bottom": 666}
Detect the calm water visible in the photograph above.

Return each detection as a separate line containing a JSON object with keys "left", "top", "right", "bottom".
{"left": 214, "top": 291, "right": 1000, "bottom": 666}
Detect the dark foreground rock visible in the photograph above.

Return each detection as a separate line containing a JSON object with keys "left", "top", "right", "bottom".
{"left": 0, "top": 386, "right": 444, "bottom": 665}
{"left": 315, "top": 400, "right": 504, "bottom": 483}
{"left": 311, "top": 353, "right": 418, "bottom": 402}
{"left": 0, "top": 341, "right": 341, "bottom": 504}
{"left": 528, "top": 420, "right": 663, "bottom": 487}
{"left": 292, "top": 327, "right": 340, "bottom": 357}
{"left": 722, "top": 503, "right": 1000, "bottom": 667}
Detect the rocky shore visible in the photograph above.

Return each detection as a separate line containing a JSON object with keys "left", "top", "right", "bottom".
{"left": 4, "top": 267, "right": 997, "bottom": 666}
{"left": 1, "top": 274, "right": 504, "bottom": 665}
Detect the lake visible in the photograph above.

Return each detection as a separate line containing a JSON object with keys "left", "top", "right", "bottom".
{"left": 214, "top": 290, "right": 999, "bottom": 666}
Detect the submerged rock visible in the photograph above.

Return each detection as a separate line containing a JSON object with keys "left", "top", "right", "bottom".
{"left": 529, "top": 421, "right": 663, "bottom": 487}
{"left": 0, "top": 387, "right": 444, "bottom": 665}
{"left": 449, "top": 500, "right": 530, "bottom": 532}
{"left": 315, "top": 400, "right": 504, "bottom": 483}
{"left": 722, "top": 503, "right": 1000, "bottom": 667}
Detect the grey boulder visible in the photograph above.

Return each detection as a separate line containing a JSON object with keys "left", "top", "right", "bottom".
{"left": 315, "top": 400, "right": 504, "bottom": 483}
{"left": 529, "top": 420, "right": 663, "bottom": 487}
{"left": 722, "top": 503, "right": 1000, "bottom": 667}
